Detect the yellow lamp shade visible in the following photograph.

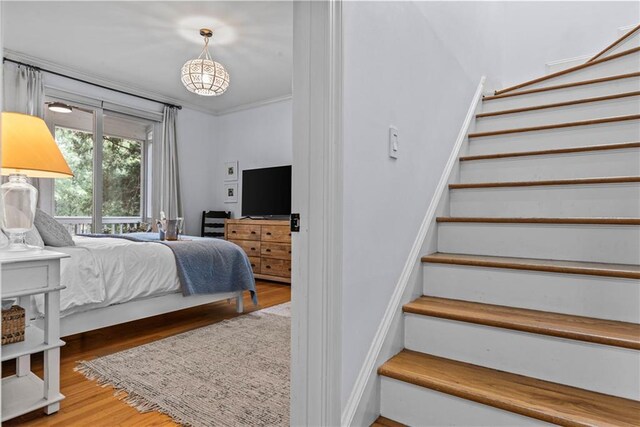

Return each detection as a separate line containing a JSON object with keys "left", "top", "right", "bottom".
{"left": 1, "top": 112, "right": 73, "bottom": 178}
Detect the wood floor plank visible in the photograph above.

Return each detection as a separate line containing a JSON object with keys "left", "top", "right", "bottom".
{"left": 421, "top": 252, "right": 640, "bottom": 279}
{"left": 379, "top": 350, "right": 640, "bottom": 427}
{"left": 371, "top": 415, "right": 406, "bottom": 427}
{"left": 404, "top": 296, "right": 640, "bottom": 349}
{"left": 2, "top": 281, "right": 291, "bottom": 426}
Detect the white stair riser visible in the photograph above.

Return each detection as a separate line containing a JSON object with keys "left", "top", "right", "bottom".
{"left": 481, "top": 77, "right": 640, "bottom": 113}
{"left": 460, "top": 148, "right": 640, "bottom": 182}
{"left": 381, "top": 377, "right": 552, "bottom": 427}
{"left": 404, "top": 315, "right": 640, "bottom": 400}
{"left": 449, "top": 183, "right": 640, "bottom": 218}
{"left": 521, "top": 50, "right": 639, "bottom": 92}
{"left": 437, "top": 223, "right": 640, "bottom": 265}
{"left": 467, "top": 120, "right": 640, "bottom": 156}
{"left": 422, "top": 264, "right": 640, "bottom": 323}
{"left": 475, "top": 96, "right": 640, "bottom": 132}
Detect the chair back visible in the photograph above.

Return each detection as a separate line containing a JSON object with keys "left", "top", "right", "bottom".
{"left": 201, "top": 210, "right": 231, "bottom": 238}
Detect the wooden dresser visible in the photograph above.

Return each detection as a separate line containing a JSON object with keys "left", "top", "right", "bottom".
{"left": 225, "top": 219, "right": 291, "bottom": 284}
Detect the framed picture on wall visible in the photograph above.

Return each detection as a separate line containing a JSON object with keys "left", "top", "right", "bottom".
{"left": 224, "top": 183, "right": 238, "bottom": 203}
{"left": 224, "top": 161, "right": 239, "bottom": 181}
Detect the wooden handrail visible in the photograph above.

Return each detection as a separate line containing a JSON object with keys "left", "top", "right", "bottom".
{"left": 494, "top": 46, "right": 640, "bottom": 96}
{"left": 588, "top": 23, "right": 640, "bottom": 63}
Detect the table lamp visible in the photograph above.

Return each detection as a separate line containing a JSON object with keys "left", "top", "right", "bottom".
{"left": 1, "top": 112, "right": 73, "bottom": 250}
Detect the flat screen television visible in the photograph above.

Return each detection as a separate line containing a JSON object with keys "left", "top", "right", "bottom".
{"left": 241, "top": 165, "right": 292, "bottom": 218}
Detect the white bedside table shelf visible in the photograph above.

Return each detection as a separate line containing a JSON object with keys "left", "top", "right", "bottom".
{"left": 1, "top": 250, "right": 69, "bottom": 422}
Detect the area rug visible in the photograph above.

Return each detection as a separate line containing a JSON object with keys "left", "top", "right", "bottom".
{"left": 76, "top": 303, "right": 291, "bottom": 427}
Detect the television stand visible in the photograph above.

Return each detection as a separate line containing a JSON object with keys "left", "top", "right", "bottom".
{"left": 225, "top": 218, "right": 291, "bottom": 284}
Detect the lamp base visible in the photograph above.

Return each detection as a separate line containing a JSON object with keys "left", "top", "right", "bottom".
{"left": 2, "top": 232, "right": 40, "bottom": 252}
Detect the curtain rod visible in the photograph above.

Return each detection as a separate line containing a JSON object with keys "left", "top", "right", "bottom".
{"left": 3, "top": 57, "right": 182, "bottom": 110}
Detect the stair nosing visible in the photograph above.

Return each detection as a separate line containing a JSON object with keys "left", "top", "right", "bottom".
{"left": 468, "top": 114, "right": 640, "bottom": 138}
{"left": 421, "top": 253, "right": 640, "bottom": 280}
{"left": 459, "top": 142, "right": 640, "bottom": 161}
{"left": 483, "top": 72, "right": 640, "bottom": 101}
{"left": 379, "top": 350, "right": 640, "bottom": 427}
{"left": 476, "top": 91, "right": 640, "bottom": 118}
{"left": 436, "top": 217, "right": 640, "bottom": 225}
{"left": 403, "top": 296, "right": 640, "bottom": 350}
{"left": 449, "top": 176, "right": 640, "bottom": 189}
{"left": 494, "top": 46, "right": 640, "bottom": 96}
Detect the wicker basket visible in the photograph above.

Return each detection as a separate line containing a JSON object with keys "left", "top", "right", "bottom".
{"left": 2, "top": 305, "right": 26, "bottom": 345}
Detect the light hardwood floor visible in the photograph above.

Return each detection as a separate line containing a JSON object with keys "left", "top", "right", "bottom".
{"left": 2, "top": 281, "right": 291, "bottom": 426}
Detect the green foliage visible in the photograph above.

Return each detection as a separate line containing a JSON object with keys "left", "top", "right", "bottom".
{"left": 54, "top": 127, "right": 142, "bottom": 218}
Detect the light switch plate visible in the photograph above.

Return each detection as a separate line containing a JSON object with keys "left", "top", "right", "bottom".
{"left": 389, "top": 126, "right": 399, "bottom": 159}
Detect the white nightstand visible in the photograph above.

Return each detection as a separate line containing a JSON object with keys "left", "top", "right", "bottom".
{"left": 0, "top": 249, "right": 69, "bottom": 422}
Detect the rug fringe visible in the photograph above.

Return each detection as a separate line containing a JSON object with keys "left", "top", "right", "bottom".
{"left": 75, "top": 362, "right": 161, "bottom": 414}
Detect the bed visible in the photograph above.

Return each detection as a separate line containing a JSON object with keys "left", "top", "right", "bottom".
{"left": 32, "top": 234, "right": 256, "bottom": 337}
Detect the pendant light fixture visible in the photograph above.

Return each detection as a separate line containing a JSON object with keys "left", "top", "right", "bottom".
{"left": 181, "top": 28, "right": 229, "bottom": 96}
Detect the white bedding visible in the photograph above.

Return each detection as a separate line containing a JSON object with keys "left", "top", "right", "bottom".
{"left": 35, "top": 236, "right": 180, "bottom": 317}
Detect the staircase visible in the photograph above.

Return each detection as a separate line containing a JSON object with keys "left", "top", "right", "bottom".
{"left": 375, "top": 26, "right": 640, "bottom": 426}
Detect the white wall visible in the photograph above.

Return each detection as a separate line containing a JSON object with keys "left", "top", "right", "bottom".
{"left": 341, "top": 0, "right": 478, "bottom": 407}
{"left": 416, "top": 1, "right": 639, "bottom": 92}
{"left": 214, "top": 99, "right": 293, "bottom": 218}
{"left": 340, "top": 0, "right": 638, "bottom": 422}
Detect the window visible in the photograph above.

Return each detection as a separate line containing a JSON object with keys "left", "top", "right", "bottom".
{"left": 45, "top": 102, "right": 155, "bottom": 234}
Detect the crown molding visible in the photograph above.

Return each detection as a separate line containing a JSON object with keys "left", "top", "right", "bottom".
{"left": 215, "top": 94, "right": 292, "bottom": 116}
{"left": 3, "top": 49, "right": 289, "bottom": 117}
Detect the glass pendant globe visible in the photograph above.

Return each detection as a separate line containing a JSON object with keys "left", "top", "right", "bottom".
{"left": 181, "top": 58, "right": 229, "bottom": 97}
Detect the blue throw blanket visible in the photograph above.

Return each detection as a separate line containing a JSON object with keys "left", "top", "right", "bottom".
{"left": 81, "top": 233, "right": 256, "bottom": 304}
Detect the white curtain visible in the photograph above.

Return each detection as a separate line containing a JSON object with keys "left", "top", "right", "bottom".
{"left": 157, "top": 105, "right": 183, "bottom": 220}
{"left": 3, "top": 64, "right": 46, "bottom": 205}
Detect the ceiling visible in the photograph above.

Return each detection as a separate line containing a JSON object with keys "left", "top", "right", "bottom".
{"left": 2, "top": 1, "right": 293, "bottom": 114}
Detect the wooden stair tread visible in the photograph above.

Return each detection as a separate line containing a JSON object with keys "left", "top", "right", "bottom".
{"left": 404, "top": 296, "right": 640, "bottom": 349}
{"left": 468, "top": 114, "right": 640, "bottom": 138}
{"left": 483, "top": 72, "right": 640, "bottom": 101}
{"left": 450, "top": 176, "right": 640, "bottom": 189}
{"left": 477, "top": 91, "right": 640, "bottom": 118}
{"left": 436, "top": 217, "right": 640, "bottom": 225}
{"left": 588, "top": 23, "right": 640, "bottom": 63}
{"left": 494, "top": 46, "right": 640, "bottom": 96}
{"left": 379, "top": 350, "right": 640, "bottom": 426}
{"left": 460, "top": 142, "right": 640, "bottom": 161}
{"left": 371, "top": 416, "right": 406, "bottom": 427}
{"left": 421, "top": 252, "right": 640, "bottom": 280}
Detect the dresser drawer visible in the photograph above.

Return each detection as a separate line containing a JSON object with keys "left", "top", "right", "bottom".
{"left": 261, "top": 225, "right": 291, "bottom": 243}
{"left": 248, "top": 256, "right": 261, "bottom": 274}
{"left": 261, "top": 242, "right": 291, "bottom": 260}
{"left": 227, "top": 224, "right": 261, "bottom": 241}
{"left": 230, "top": 239, "right": 261, "bottom": 257}
{"left": 2, "top": 262, "right": 50, "bottom": 295}
{"left": 261, "top": 258, "right": 291, "bottom": 277}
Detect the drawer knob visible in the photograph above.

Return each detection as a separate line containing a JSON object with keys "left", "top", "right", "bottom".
{"left": 266, "top": 232, "right": 272, "bottom": 236}
{"left": 266, "top": 265, "right": 271, "bottom": 269}
{"left": 231, "top": 230, "right": 237, "bottom": 234}
{"left": 251, "top": 231, "right": 256, "bottom": 234}
{"left": 266, "top": 249, "right": 271, "bottom": 252}
{"left": 251, "top": 263, "right": 256, "bottom": 267}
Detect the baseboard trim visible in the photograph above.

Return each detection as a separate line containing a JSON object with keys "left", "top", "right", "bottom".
{"left": 340, "top": 76, "right": 486, "bottom": 426}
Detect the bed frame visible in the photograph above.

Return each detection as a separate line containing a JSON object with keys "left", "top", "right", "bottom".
{"left": 35, "top": 291, "right": 244, "bottom": 337}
